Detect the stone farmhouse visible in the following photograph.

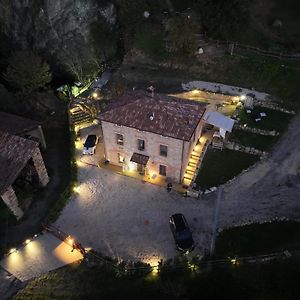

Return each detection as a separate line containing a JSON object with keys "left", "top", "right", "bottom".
{"left": 99, "top": 91, "right": 207, "bottom": 184}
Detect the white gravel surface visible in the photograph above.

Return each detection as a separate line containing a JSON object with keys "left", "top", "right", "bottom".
{"left": 182, "top": 81, "right": 270, "bottom": 100}
{"left": 3, "top": 112, "right": 299, "bottom": 283}
{"left": 56, "top": 116, "right": 300, "bottom": 263}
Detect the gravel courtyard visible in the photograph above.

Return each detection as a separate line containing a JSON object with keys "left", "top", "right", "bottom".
{"left": 55, "top": 125, "right": 216, "bottom": 263}
{"left": 55, "top": 111, "right": 300, "bottom": 264}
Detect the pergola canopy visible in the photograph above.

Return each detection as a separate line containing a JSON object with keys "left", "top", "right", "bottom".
{"left": 130, "top": 153, "right": 149, "bottom": 166}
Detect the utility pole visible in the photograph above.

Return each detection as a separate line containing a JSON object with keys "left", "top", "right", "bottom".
{"left": 229, "top": 43, "right": 235, "bottom": 56}
{"left": 209, "top": 188, "right": 222, "bottom": 256}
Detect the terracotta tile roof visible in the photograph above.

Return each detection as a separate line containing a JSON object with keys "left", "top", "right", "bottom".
{"left": 0, "top": 111, "right": 40, "bottom": 135}
{"left": 0, "top": 131, "right": 39, "bottom": 195}
{"left": 99, "top": 91, "right": 207, "bottom": 141}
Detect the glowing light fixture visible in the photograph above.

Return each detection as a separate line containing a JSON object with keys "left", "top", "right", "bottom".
{"left": 9, "top": 248, "right": 17, "bottom": 254}
{"left": 151, "top": 265, "right": 159, "bottom": 275}
{"left": 240, "top": 95, "right": 246, "bottom": 100}
{"left": 128, "top": 162, "right": 136, "bottom": 172}
{"left": 199, "top": 136, "right": 205, "bottom": 144}
{"left": 24, "top": 239, "right": 31, "bottom": 245}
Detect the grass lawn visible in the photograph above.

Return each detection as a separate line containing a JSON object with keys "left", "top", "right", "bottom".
{"left": 229, "top": 129, "right": 279, "bottom": 151}
{"left": 195, "top": 148, "right": 259, "bottom": 190}
{"left": 14, "top": 255, "right": 300, "bottom": 300}
{"left": 237, "top": 106, "right": 293, "bottom": 133}
{"left": 215, "top": 221, "right": 300, "bottom": 258}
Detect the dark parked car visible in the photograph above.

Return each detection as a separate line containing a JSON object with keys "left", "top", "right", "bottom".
{"left": 82, "top": 134, "right": 98, "bottom": 155}
{"left": 169, "top": 213, "right": 195, "bottom": 253}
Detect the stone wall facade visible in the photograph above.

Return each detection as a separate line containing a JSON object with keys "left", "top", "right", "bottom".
{"left": 1, "top": 186, "right": 23, "bottom": 220}
{"left": 32, "top": 148, "right": 49, "bottom": 187}
{"left": 101, "top": 120, "right": 205, "bottom": 183}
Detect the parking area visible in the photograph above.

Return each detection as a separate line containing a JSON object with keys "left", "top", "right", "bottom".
{"left": 3, "top": 112, "right": 299, "bottom": 283}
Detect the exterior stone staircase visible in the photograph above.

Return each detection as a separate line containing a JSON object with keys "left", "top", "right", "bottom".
{"left": 183, "top": 143, "right": 203, "bottom": 187}
{"left": 69, "top": 99, "right": 100, "bottom": 126}
{"left": 70, "top": 105, "right": 92, "bottom": 126}
{"left": 182, "top": 140, "right": 211, "bottom": 187}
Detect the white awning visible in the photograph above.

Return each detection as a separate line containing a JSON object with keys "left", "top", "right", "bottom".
{"left": 203, "top": 111, "right": 234, "bottom": 132}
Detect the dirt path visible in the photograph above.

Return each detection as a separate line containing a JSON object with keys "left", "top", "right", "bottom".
{"left": 217, "top": 113, "right": 300, "bottom": 228}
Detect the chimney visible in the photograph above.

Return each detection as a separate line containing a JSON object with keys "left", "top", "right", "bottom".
{"left": 149, "top": 112, "right": 155, "bottom": 121}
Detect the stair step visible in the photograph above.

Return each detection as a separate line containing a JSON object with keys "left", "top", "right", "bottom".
{"left": 189, "top": 158, "right": 198, "bottom": 164}
{"left": 186, "top": 165, "right": 196, "bottom": 172}
{"left": 188, "top": 162, "right": 197, "bottom": 167}
{"left": 186, "top": 170, "right": 194, "bottom": 176}
{"left": 184, "top": 174, "right": 193, "bottom": 180}
{"left": 182, "top": 179, "right": 191, "bottom": 186}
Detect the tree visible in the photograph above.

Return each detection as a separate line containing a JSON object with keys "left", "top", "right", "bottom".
{"left": 166, "top": 16, "right": 197, "bottom": 55}
{"left": 90, "top": 20, "right": 118, "bottom": 62}
{"left": 3, "top": 51, "right": 51, "bottom": 94}
{"left": 117, "top": 0, "right": 150, "bottom": 48}
{"left": 195, "top": 0, "right": 250, "bottom": 40}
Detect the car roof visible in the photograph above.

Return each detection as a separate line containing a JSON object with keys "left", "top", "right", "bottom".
{"left": 86, "top": 134, "right": 96, "bottom": 139}
{"left": 84, "top": 134, "right": 97, "bottom": 147}
{"left": 171, "top": 214, "right": 187, "bottom": 231}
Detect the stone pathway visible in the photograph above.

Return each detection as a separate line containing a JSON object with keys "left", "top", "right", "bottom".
{"left": 0, "top": 232, "right": 83, "bottom": 282}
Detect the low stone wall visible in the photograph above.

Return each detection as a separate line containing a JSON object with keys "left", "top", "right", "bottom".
{"left": 224, "top": 141, "right": 266, "bottom": 156}
{"left": 254, "top": 100, "right": 296, "bottom": 114}
{"left": 234, "top": 124, "right": 279, "bottom": 136}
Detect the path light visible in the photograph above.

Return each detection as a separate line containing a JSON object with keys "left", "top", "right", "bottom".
{"left": 34, "top": 234, "right": 38, "bottom": 238}
{"left": 230, "top": 257, "right": 238, "bottom": 265}
{"left": 188, "top": 262, "right": 199, "bottom": 272}
{"left": 9, "top": 248, "right": 17, "bottom": 254}
{"left": 199, "top": 136, "right": 206, "bottom": 144}
{"left": 75, "top": 141, "right": 81, "bottom": 149}
{"left": 240, "top": 95, "right": 246, "bottom": 101}
{"left": 92, "top": 92, "right": 98, "bottom": 99}
{"left": 151, "top": 265, "right": 159, "bottom": 275}
{"left": 24, "top": 239, "right": 31, "bottom": 245}
{"left": 68, "top": 238, "right": 74, "bottom": 247}
{"left": 76, "top": 160, "right": 84, "bottom": 167}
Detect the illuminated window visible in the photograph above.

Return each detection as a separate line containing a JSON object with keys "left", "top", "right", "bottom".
{"left": 159, "top": 165, "right": 167, "bottom": 176}
{"left": 138, "top": 139, "right": 145, "bottom": 151}
{"left": 160, "top": 145, "right": 168, "bottom": 157}
{"left": 116, "top": 134, "right": 124, "bottom": 145}
{"left": 118, "top": 153, "right": 125, "bottom": 163}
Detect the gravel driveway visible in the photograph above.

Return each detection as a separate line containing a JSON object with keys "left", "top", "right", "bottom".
{"left": 56, "top": 113, "right": 300, "bottom": 263}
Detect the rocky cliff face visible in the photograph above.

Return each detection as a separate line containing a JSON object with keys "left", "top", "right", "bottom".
{"left": 0, "top": 0, "right": 116, "bottom": 74}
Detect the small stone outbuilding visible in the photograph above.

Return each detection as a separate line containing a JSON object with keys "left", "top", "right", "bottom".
{"left": 0, "top": 111, "right": 46, "bottom": 149}
{"left": 0, "top": 131, "right": 49, "bottom": 219}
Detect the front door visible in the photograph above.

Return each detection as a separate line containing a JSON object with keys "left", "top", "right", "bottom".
{"left": 137, "top": 163, "right": 144, "bottom": 175}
